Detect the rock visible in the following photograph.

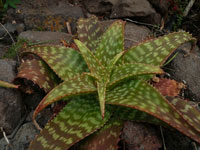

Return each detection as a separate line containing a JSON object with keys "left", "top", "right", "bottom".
{"left": 16, "top": 24, "right": 25, "bottom": 35}
{"left": 83, "top": 0, "right": 114, "bottom": 14}
{"left": 147, "top": 0, "right": 169, "bottom": 16}
{"left": 162, "top": 128, "right": 193, "bottom": 150}
{"left": 0, "top": 122, "right": 39, "bottom": 150}
{"left": 124, "top": 22, "right": 151, "bottom": 49}
{"left": 164, "top": 43, "right": 200, "bottom": 101}
{"left": 10, "top": 1, "right": 84, "bottom": 33}
{"left": 19, "top": 31, "right": 73, "bottom": 45}
{"left": 83, "top": 0, "right": 161, "bottom": 25}
{"left": 101, "top": 20, "right": 151, "bottom": 48}
{"left": 0, "top": 59, "right": 16, "bottom": 82}
{"left": 0, "top": 59, "right": 23, "bottom": 137}
{"left": 110, "top": 0, "right": 161, "bottom": 25}
{"left": 121, "top": 121, "right": 162, "bottom": 150}
{"left": 0, "top": 23, "right": 17, "bottom": 37}
{"left": 0, "top": 44, "right": 9, "bottom": 58}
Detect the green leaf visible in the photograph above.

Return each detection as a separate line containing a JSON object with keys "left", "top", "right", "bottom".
{"left": 0, "top": 80, "right": 18, "bottom": 88}
{"left": 105, "top": 51, "right": 125, "bottom": 83}
{"left": 80, "top": 118, "right": 123, "bottom": 150}
{"left": 106, "top": 80, "right": 200, "bottom": 143}
{"left": 29, "top": 97, "right": 112, "bottom": 150}
{"left": 109, "top": 63, "right": 163, "bottom": 87}
{"left": 33, "top": 74, "right": 97, "bottom": 119}
{"left": 74, "top": 39, "right": 104, "bottom": 79}
{"left": 21, "top": 45, "right": 88, "bottom": 80}
{"left": 16, "top": 59, "right": 59, "bottom": 92}
{"left": 114, "top": 106, "right": 168, "bottom": 127}
{"left": 123, "top": 31, "right": 196, "bottom": 66}
{"left": 97, "top": 82, "right": 106, "bottom": 118}
{"left": 4, "top": 0, "right": 20, "bottom": 9}
{"left": 167, "top": 97, "right": 200, "bottom": 133}
{"left": 95, "top": 20, "right": 125, "bottom": 67}
{"left": 77, "top": 15, "right": 103, "bottom": 51}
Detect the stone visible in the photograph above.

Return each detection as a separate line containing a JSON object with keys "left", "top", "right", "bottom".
{"left": 121, "top": 121, "right": 162, "bottom": 150}
{"left": 162, "top": 128, "right": 193, "bottom": 150}
{"left": 147, "top": 0, "right": 169, "bottom": 16}
{"left": 0, "top": 23, "right": 17, "bottom": 37}
{"left": 83, "top": 0, "right": 161, "bottom": 24}
{"left": 0, "top": 122, "right": 39, "bottom": 150}
{"left": 0, "top": 59, "right": 23, "bottom": 136}
{"left": 110, "top": 0, "right": 161, "bottom": 25}
{"left": 164, "top": 43, "right": 200, "bottom": 101}
{"left": 83, "top": 0, "right": 114, "bottom": 14}
{"left": 101, "top": 20, "right": 151, "bottom": 49}
{"left": 124, "top": 22, "right": 151, "bottom": 49}
{"left": 16, "top": 23, "right": 25, "bottom": 35}
{"left": 0, "top": 44, "right": 9, "bottom": 58}
{"left": 10, "top": 0, "right": 84, "bottom": 33}
{"left": 19, "top": 31, "right": 73, "bottom": 45}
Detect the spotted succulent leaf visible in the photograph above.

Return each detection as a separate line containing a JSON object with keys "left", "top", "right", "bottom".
{"left": 74, "top": 40, "right": 104, "bottom": 79}
{"left": 21, "top": 45, "right": 88, "bottom": 80}
{"left": 114, "top": 106, "right": 167, "bottom": 126}
{"left": 16, "top": 59, "right": 59, "bottom": 92}
{"left": 109, "top": 63, "right": 164, "bottom": 87}
{"left": 25, "top": 16, "right": 200, "bottom": 149}
{"left": 80, "top": 118, "right": 123, "bottom": 150}
{"left": 106, "top": 80, "right": 200, "bottom": 143}
{"left": 33, "top": 74, "right": 97, "bottom": 119}
{"left": 77, "top": 15, "right": 103, "bottom": 51}
{"left": 29, "top": 97, "right": 112, "bottom": 150}
{"left": 97, "top": 82, "right": 107, "bottom": 118}
{"left": 95, "top": 20, "right": 125, "bottom": 66}
{"left": 123, "top": 31, "right": 196, "bottom": 66}
{"left": 0, "top": 80, "right": 18, "bottom": 88}
{"left": 105, "top": 51, "right": 125, "bottom": 83}
{"left": 167, "top": 97, "right": 200, "bottom": 133}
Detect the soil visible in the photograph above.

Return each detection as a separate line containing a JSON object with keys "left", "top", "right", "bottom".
{"left": 0, "top": 0, "right": 200, "bottom": 150}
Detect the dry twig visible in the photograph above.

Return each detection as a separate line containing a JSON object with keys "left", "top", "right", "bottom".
{"left": 183, "top": 0, "right": 196, "bottom": 17}
{"left": 0, "top": 23, "right": 15, "bottom": 44}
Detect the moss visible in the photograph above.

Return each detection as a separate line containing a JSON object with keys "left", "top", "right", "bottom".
{"left": 3, "top": 38, "right": 28, "bottom": 59}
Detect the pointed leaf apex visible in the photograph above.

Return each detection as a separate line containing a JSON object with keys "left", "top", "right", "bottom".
{"left": 0, "top": 80, "right": 19, "bottom": 88}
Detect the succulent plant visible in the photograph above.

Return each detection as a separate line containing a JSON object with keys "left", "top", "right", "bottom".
{"left": 1, "top": 16, "right": 200, "bottom": 149}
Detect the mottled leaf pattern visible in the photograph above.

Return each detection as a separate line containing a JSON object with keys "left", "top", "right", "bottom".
{"left": 97, "top": 82, "right": 107, "bottom": 118}
{"left": 33, "top": 74, "right": 97, "bottom": 119}
{"left": 95, "top": 20, "right": 125, "bottom": 66}
{"left": 80, "top": 118, "right": 123, "bottom": 150}
{"left": 106, "top": 80, "right": 200, "bottom": 143}
{"left": 123, "top": 31, "right": 196, "bottom": 66}
{"left": 0, "top": 80, "right": 18, "bottom": 88}
{"left": 114, "top": 106, "right": 166, "bottom": 126}
{"left": 74, "top": 40, "right": 104, "bottom": 79}
{"left": 77, "top": 15, "right": 103, "bottom": 51}
{"left": 16, "top": 59, "right": 59, "bottom": 92}
{"left": 167, "top": 97, "right": 200, "bottom": 133}
{"left": 24, "top": 15, "right": 200, "bottom": 150}
{"left": 21, "top": 45, "right": 88, "bottom": 80}
{"left": 29, "top": 98, "right": 112, "bottom": 150}
{"left": 105, "top": 51, "right": 125, "bottom": 82}
{"left": 109, "top": 63, "right": 163, "bottom": 86}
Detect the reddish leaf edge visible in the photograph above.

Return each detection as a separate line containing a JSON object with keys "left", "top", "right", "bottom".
{"left": 32, "top": 73, "right": 97, "bottom": 130}
{"left": 106, "top": 81, "right": 200, "bottom": 144}
{"left": 123, "top": 31, "right": 197, "bottom": 66}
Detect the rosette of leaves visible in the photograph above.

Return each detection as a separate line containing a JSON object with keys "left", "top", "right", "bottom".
{"left": 2, "top": 16, "right": 200, "bottom": 149}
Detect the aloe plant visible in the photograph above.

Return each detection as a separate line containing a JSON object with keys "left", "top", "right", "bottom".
{"left": 1, "top": 15, "right": 200, "bottom": 149}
